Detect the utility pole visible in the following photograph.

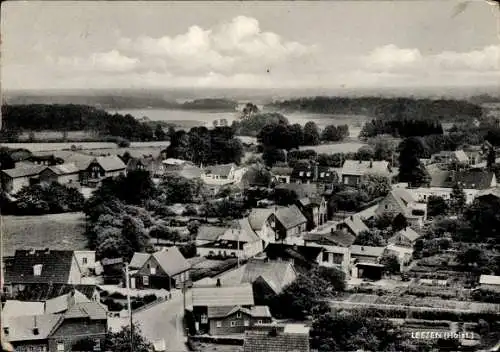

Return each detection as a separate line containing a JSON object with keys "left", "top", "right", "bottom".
{"left": 125, "top": 264, "right": 133, "bottom": 352}
{"left": 0, "top": 208, "right": 4, "bottom": 340}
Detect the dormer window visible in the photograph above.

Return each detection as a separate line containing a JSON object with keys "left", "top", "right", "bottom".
{"left": 33, "top": 264, "right": 43, "bottom": 276}
{"left": 299, "top": 171, "right": 304, "bottom": 176}
{"left": 150, "top": 267, "right": 156, "bottom": 275}
{"left": 320, "top": 172, "right": 325, "bottom": 178}
{"left": 306, "top": 172, "right": 311, "bottom": 177}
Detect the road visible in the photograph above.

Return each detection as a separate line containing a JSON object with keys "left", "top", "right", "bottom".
{"left": 109, "top": 289, "right": 191, "bottom": 352}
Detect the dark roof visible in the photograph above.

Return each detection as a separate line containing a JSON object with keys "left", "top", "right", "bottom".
{"left": 427, "top": 166, "right": 495, "bottom": 190}
{"left": 8, "top": 283, "right": 98, "bottom": 301}
{"left": 270, "top": 167, "right": 293, "bottom": 176}
{"left": 196, "top": 225, "right": 228, "bottom": 242}
{"left": 244, "top": 330, "right": 310, "bottom": 352}
{"left": 291, "top": 165, "right": 338, "bottom": 183}
{"left": 274, "top": 205, "right": 308, "bottom": 229}
{"left": 1, "top": 165, "right": 46, "bottom": 178}
{"left": 204, "top": 163, "right": 234, "bottom": 177}
{"left": 303, "top": 231, "right": 356, "bottom": 247}
{"left": 198, "top": 240, "right": 245, "bottom": 250}
{"left": 5, "top": 250, "right": 76, "bottom": 284}
{"left": 264, "top": 243, "right": 322, "bottom": 267}
{"left": 275, "top": 183, "right": 318, "bottom": 198}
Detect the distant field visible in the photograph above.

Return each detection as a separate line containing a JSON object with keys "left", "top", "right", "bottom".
{"left": 18, "top": 130, "right": 96, "bottom": 141}
{"left": 299, "top": 141, "right": 366, "bottom": 154}
{"left": 2, "top": 212, "right": 88, "bottom": 256}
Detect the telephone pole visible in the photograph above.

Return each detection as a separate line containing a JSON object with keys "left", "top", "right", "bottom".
{"left": 125, "top": 264, "right": 133, "bottom": 352}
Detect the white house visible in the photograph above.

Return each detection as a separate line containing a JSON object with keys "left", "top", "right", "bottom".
{"left": 479, "top": 275, "right": 500, "bottom": 292}
{"left": 74, "top": 250, "right": 97, "bottom": 276}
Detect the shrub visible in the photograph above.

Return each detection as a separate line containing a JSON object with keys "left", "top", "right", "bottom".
{"left": 108, "top": 292, "right": 127, "bottom": 300}
{"left": 143, "top": 294, "right": 157, "bottom": 304}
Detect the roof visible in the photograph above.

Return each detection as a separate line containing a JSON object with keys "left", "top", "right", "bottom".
{"left": 166, "top": 164, "right": 203, "bottom": 179}
{"left": 339, "top": 215, "right": 369, "bottom": 236}
{"left": 476, "top": 187, "right": 500, "bottom": 199}
{"left": 351, "top": 245, "right": 385, "bottom": 258}
{"left": 248, "top": 208, "right": 274, "bottom": 231}
{"left": 243, "top": 329, "right": 310, "bottom": 352}
{"left": 63, "top": 301, "right": 107, "bottom": 320}
{"left": 192, "top": 284, "right": 255, "bottom": 307}
{"left": 274, "top": 205, "right": 308, "bottom": 229}
{"left": 4, "top": 250, "right": 76, "bottom": 284}
{"left": 341, "top": 160, "right": 390, "bottom": 177}
{"left": 45, "top": 163, "right": 80, "bottom": 175}
{"left": 1, "top": 165, "right": 46, "bottom": 178}
{"left": 6, "top": 283, "right": 98, "bottom": 301}
{"left": 92, "top": 155, "right": 126, "bottom": 171}
{"left": 207, "top": 305, "right": 272, "bottom": 319}
{"left": 431, "top": 150, "right": 469, "bottom": 163}
{"left": 303, "top": 231, "right": 356, "bottom": 247}
{"left": 427, "top": 166, "right": 495, "bottom": 190}
{"left": 264, "top": 243, "right": 323, "bottom": 266}
{"left": 3, "top": 314, "right": 62, "bottom": 342}
{"left": 152, "top": 247, "right": 191, "bottom": 276}
{"left": 271, "top": 167, "right": 293, "bottom": 176}
{"left": 2, "top": 301, "right": 45, "bottom": 318}
{"left": 395, "top": 227, "right": 421, "bottom": 242}
{"left": 204, "top": 163, "right": 234, "bottom": 177}
{"left": 196, "top": 225, "right": 228, "bottom": 242}
{"left": 45, "top": 293, "right": 72, "bottom": 314}
{"left": 275, "top": 183, "right": 318, "bottom": 199}
{"left": 220, "top": 218, "right": 260, "bottom": 243}
{"left": 241, "top": 260, "right": 297, "bottom": 294}
{"left": 479, "top": 275, "right": 500, "bottom": 286}
{"left": 126, "top": 157, "right": 156, "bottom": 171}
{"left": 129, "top": 252, "right": 150, "bottom": 270}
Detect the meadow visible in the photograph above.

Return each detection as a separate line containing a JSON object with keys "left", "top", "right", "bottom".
{"left": 2, "top": 212, "right": 88, "bottom": 256}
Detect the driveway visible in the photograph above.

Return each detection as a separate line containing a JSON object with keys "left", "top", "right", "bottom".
{"left": 108, "top": 289, "right": 191, "bottom": 352}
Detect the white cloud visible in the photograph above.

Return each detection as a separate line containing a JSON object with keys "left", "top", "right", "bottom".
{"left": 433, "top": 45, "right": 500, "bottom": 71}
{"left": 363, "top": 44, "right": 423, "bottom": 71}
{"left": 52, "top": 50, "right": 139, "bottom": 73}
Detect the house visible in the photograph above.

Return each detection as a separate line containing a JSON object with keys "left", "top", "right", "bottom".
{"left": 0, "top": 165, "right": 46, "bottom": 194}
{"left": 350, "top": 245, "right": 386, "bottom": 281}
{"left": 243, "top": 325, "right": 310, "bottom": 352}
{"left": 4, "top": 249, "right": 82, "bottom": 296}
{"left": 463, "top": 146, "right": 487, "bottom": 166}
{"left": 479, "top": 275, "right": 500, "bottom": 292}
{"left": 26, "top": 155, "right": 64, "bottom": 166}
{"left": 248, "top": 208, "right": 275, "bottom": 246}
{"left": 267, "top": 205, "right": 308, "bottom": 243}
{"left": 376, "top": 188, "right": 427, "bottom": 228}
{"left": 290, "top": 163, "right": 338, "bottom": 186}
{"left": 202, "top": 163, "right": 236, "bottom": 181}
{"left": 312, "top": 243, "right": 351, "bottom": 277}
{"left": 384, "top": 244, "right": 413, "bottom": 270}
{"left": 73, "top": 251, "right": 96, "bottom": 276}
{"left": 341, "top": 160, "right": 392, "bottom": 186}
{"left": 336, "top": 215, "right": 369, "bottom": 237}
{"left": 5, "top": 283, "right": 101, "bottom": 303}
{"left": 388, "top": 227, "right": 421, "bottom": 247}
{"left": 4, "top": 301, "right": 107, "bottom": 352}
{"left": 99, "top": 257, "right": 124, "bottom": 285}
{"left": 263, "top": 243, "right": 323, "bottom": 273}
{"left": 38, "top": 163, "right": 80, "bottom": 186}
{"left": 126, "top": 156, "right": 165, "bottom": 177}
{"left": 194, "top": 259, "right": 297, "bottom": 305}
{"left": 197, "top": 218, "right": 263, "bottom": 259}
{"left": 191, "top": 284, "right": 271, "bottom": 335}
{"left": 410, "top": 167, "right": 497, "bottom": 204}
{"left": 303, "top": 231, "right": 356, "bottom": 248}
{"left": 195, "top": 226, "right": 228, "bottom": 247}
{"left": 430, "top": 150, "right": 469, "bottom": 165}
{"left": 270, "top": 167, "right": 293, "bottom": 184}
{"left": 129, "top": 247, "right": 191, "bottom": 290}
{"left": 80, "top": 155, "right": 127, "bottom": 187}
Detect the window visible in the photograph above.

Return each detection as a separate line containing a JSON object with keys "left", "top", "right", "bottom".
{"left": 230, "top": 321, "right": 236, "bottom": 327}
{"left": 82, "top": 257, "right": 88, "bottom": 265}
{"left": 257, "top": 320, "right": 263, "bottom": 325}
{"left": 384, "top": 204, "right": 389, "bottom": 210}
{"left": 143, "top": 275, "right": 149, "bottom": 286}
{"left": 299, "top": 171, "right": 304, "bottom": 176}
{"left": 57, "top": 342, "right": 64, "bottom": 352}
{"left": 236, "top": 312, "right": 242, "bottom": 318}
{"left": 201, "top": 315, "right": 208, "bottom": 324}
{"left": 150, "top": 267, "right": 156, "bottom": 275}
{"left": 322, "top": 251, "right": 329, "bottom": 263}
{"left": 33, "top": 264, "right": 43, "bottom": 276}
{"left": 216, "top": 321, "right": 222, "bottom": 328}
{"left": 320, "top": 172, "right": 325, "bottom": 178}
{"left": 244, "top": 320, "right": 250, "bottom": 326}
{"left": 306, "top": 172, "right": 311, "bottom": 177}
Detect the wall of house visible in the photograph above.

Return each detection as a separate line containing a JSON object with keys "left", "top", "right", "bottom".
{"left": 10, "top": 176, "right": 32, "bottom": 194}
{"left": 243, "top": 240, "right": 263, "bottom": 259}
{"left": 74, "top": 251, "right": 96, "bottom": 275}
{"left": 197, "top": 246, "right": 242, "bottom": 258}
{"left": 68, "top": 255, "right": 83, "bottom": 285}
{"left": 275, "top": 175, "right": 290, "bottom": 184}
{"left": 480, "top": 284, "right": 500, "bottom": 292}
{"left": 48, "top": 319, "right": 107, "bottom": 352}
{"left": 375, "top": 194, "right": 404, "bottom": 219}
{"left": 172, "top": 270, "right": 190, "bottom": 288}
{"left": 208, "top": 312, "right": 272, "bottom": 335}
{"left": 342, "top": 175, "right": 361, "bottom": 186}
{"left": 409, "top": 187, "right": 479, "bottom": 204}
{"left": 11, "top": 341, "right": 49, "bottom": 352}
{"left": 57, "top": 173, "right": 80, "bottom": 185}
{"left": 352, "top": 254, "right": 379, "bottom": 264}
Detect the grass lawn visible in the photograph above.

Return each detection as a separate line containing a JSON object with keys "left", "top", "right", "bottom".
{"left": 2, "top": 212, "right": 88, "bottom": 256}
{"left": 299, "top": 141, "right": 366, "bottom": 154}
{"left": 192, "top": 342, "right": 243, "bottom": 352}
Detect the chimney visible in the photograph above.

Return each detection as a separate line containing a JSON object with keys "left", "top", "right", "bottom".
{"left": 3, "top": 327, "right": 9, "bottom": 336}
{"left": 314, "top": 162, "right": 319, "bottom": 182}
{"left": 361, "top": 246, "right": 365, "bottom": 251}
{"left": 216, "top": 278, "right": 221, "bottom": 287}
{"left": 369, "top": 159, "right": 373, "bottom": 168}
{"left": 44, "top": 248, "right": 50, "bottom": 254}
{"left": 33, "top": 316, "right": 39, "bottom": 335}
{"left": 269, "top": 327, "right": 279, "bottom": 337}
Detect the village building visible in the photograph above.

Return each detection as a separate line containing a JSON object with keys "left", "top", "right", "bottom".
{"left": 128, "top": 247, "right": 191, "bottom": 290}
{"left": 243, "top": 325, "right": 311, "bottom": 352}
{"left": 290, "top": 163, "right": 338, "bottom": 187}
{"left": 388, "top": 227, "right": 421, "bottom": 247}
{"left": 479, "top": 275, "right": 500, "bottom": 292}
{"left": 195, "top": 225, "right": 228, "bottom": 247}
{"left": 73, "top": 251, "right": 97, "bottom": 277}
{"left": 270, "top": 167, "right": 293, "bottom": 184}
{"left": 126, "top": 156, "right": 165, "bottom": 177}
{"left": 376, "top": 188, "right": 427, "bottom": 228}
{"left": 0, "top": 165, "right": 47, "bottom": 194}
{"left": 80, "top": 155, "right": 127, "bottom": 187}
{"left": 341, "top": 160, "right": 392, "bottom": 186}
{"left": 429, "top": 150, "right": 469, "bottom": 165}
{"left": 4, "top": 249, "right": 83, "bottom": 296}
{"left": 350, "top": 245, "right": 386, "bottom": 281}
{"left": 38, "top": 163, "right": 80, "bottom": 186}
{"left": 336, "top": 215, "right": 369, "bottom": 237}
{"left": 263, "top": 243, "right": 324, "bottom": 273}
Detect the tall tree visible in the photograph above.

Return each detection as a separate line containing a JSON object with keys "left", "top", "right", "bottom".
{"left": 154, "top": 124, "right": 167, "bottom": 140}
{"left": 487, "top": 147, "right": 496, "bottom": 169}
{"left": 103, "top": 325, "right": 153, "bottom": 352}
{"left": 398, "top": 137, "right": 430, "bottom": 187}
{"left": 303, "top": 121, "right": 320, "bottom": 146}
{"left": 450, "top": 182, "right": 466, "bottom": 215}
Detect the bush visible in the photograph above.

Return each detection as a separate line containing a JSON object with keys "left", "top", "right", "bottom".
{"left": 108, "top": 292, "right": 127, "bottom": 300}
{"left": 103, "top": 298, "right": 124, "bottom": 312}
{"left": 143, "top": 294, "right": 158, "bottom": 304}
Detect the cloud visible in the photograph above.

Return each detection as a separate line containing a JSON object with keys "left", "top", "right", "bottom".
{"left": 363, "top": 44, "right": 423, "bottom": 71}
{"left": 433, "top": 45, "right": 500, "bottom": 71}
{"left": 50, "top": 50, "right": 139, "bottom": 73}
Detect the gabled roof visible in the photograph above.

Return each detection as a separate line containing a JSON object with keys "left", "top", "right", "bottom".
{"left": 264, "top": 243, "right": 323, "bottom": 266}
{"left": 248, "top": 208, "right": 274, "bottom": 231}
{"left": 454, "top": 169, "right": 495, "bottom": 190}
{"left": 204, "top": 163, "right": 235, "bottom": 177}
{"left": 479, "top": 275, "right": 500, "bottom": 286}
{"left": 63, "top": 301, "right": 107, "bottom": 320}
{"left": 192, "top": 284, "right": 255, "bottom": 307}
{"left": 341, "top": 160, "right": 390, "bottom": 177}
{"left": 339, "top": 215, "right": 369, "bottom": 236}
{"left": 275, "top": 183, "right": 318, "bottom": 199}
{"left": 476, "top": 187, "right": 500, "bottom": 199}
{"left": 243, "top": 329, "right": 310, "bottom": 352}
{"left": 220, "top": 218, "right": 260, "bottom": 243}
{"left": 270, "top": 167, "right": 293, "bottom": 176}
{"left": 152, "top": 247, "right": 191, "bottom": 276}
{"left": 45, "top": 293, "right": 72, "bottom": 314}
{"left": 129, "top": 252, "right": 150, "bottom": 270}
{"left": 274, "top": 205, "right": 308, "bottom": 229}
{"left": 303, "top": 231, "right": 356, "bottom": 247}
{"left": 3, "top": 314, "right": 63, "bottom": 342}
{"left": 395, "top": 227, "right": 421, "bottom": 242}
{"left": 2, "top": 301, "right": 45, "bottom": 318}
{"left": 45, "top": 163, "right": 80, "bottom": 175}
{"left": 242, "top": 260, "right": 297, "bottom": 295}
{"left": 1, "top": 165, "right": 46, "bottom": 178}
{"left": 351, "top": 245, "right": 385, "bottom": 258}
{"left": 196, "top": 225, "right": 227, "bottom": 242}
{"left": 126, "top": 157, "right": 156, "bottom": 171}
{"left": 207, "top": 305, "right": 272, "bottom": 319}
{"left": 4, "top": 250, "right": 76, "bottom": 284}
{"left": 91, "top": 155, "right": 127, "bottom": 171}
{"left": 7, "top": 283, "right": 98, "bottom": 301}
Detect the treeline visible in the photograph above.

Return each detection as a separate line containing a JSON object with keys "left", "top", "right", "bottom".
{"left": 1, "top": 104, "right": 156, "bottom": 142}
{"left": 360, "top": 119, "right": 444, "bottom": 139}
{"left": 232, "top": 112, "right": 289, "bottom": 137}
{"left": 165, "top": 126, "right": 243, "bottom": 165}
{"left": 268, "top": 96, "right": 483, "bottom": 122}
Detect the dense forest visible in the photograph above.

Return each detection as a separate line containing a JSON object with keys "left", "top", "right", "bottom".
{"left": 1, "top": 104, "right": 155, "bottom": 142}
{"left": 267, "top": 96, "right": 483, "bottom": 122}
{"left": 360, "top": 119, "right": 444, "bottom": 138}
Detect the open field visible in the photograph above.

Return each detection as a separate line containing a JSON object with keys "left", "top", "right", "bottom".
{"left": 18, "top": 130, "right": 97, "bottom": 141}
{"left": 2, "top": 212, "right": 88, "bottom": 256}
{"left": 299, "top": 141, "right": 366, "bottom": 154}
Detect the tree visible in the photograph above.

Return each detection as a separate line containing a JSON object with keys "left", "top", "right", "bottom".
{"left": 242, "top": 102, "right": 260, "bottom": 118}
{"left": 456, "top": 247, "right": 489, "bottom": 269}
{"left": 427, "top": 195, "right": 449, "bottom": 217}
{"left": 262, "top": 147, "right": 286, "bottom": 167}
{"left": 450, "top": 183, "right": 466, "bottom": 215}
{"left": 398, "top": 137, "right": 430, "bottom": 187}
{"left": 356, "top": 145, "right": 375, "bottom": 161}
{"left": 241, "top": 165, "right": 272, "bottom": 188}
{"left": 487, "top": 147, "right": 496, "bottom": 169}
{"left": 154, "top": 124, "right": 167, "bottom": 140}
{"left": 354, "top": 230, "right": 386, "bottom": 247}
{"left": 321, "top": 124, "right": 349, "bottom": 142}
{"left": 358, "top": 174, "right": 391, "bottom": 199}
{"left": 371, "top": 137, "right": 395, "bottom": 161}
{"left": 303, "top": 121, "right": 320, "bottom": 146}
{"left": 380, "top": 253, "right": 400, "bottom": 274}
{"left": 103, "top": 324, "right": 153, "bottom": 352}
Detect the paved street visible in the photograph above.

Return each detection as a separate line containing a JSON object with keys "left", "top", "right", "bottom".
{"left": 108, "top": 289, "right": 191, "bottom": 352}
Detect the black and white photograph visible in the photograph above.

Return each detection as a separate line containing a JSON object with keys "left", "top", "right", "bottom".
{"left": 1, "top": 1, "right": 500, "bottom": 351}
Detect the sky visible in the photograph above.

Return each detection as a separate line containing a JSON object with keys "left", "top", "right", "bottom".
{"left": 2, "top": 1, "right": 499, "bottom": 91}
